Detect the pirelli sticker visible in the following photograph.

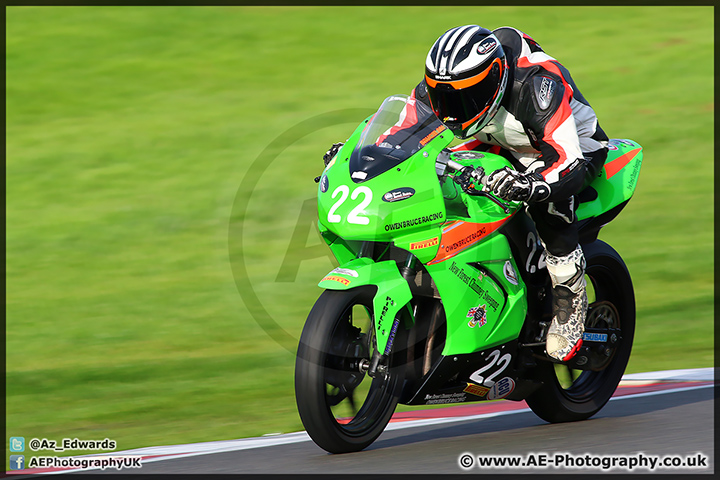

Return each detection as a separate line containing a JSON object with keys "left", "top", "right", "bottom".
{"left": 464, "top": 383, "right": 491, "bottom": 397}
{"left": 409, "top": 237, "right": 439, "bottom": 250}
{"left": 321, "top": 275, "right": 351, "bottom": 286}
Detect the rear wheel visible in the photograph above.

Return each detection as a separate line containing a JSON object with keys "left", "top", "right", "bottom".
{"left": 526, "top": 240, "right": 635, "bottom": 423}
{"left": 295, "top": 286, "right": 405, "bottom": 453}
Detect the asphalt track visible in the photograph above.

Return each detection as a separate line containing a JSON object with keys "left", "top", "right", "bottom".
{"left": 12, "top": 368, "right": 715, "bottom": 476}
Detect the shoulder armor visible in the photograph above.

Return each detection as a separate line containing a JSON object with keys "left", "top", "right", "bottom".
{"left": 533, "top": 75, "right": 557, "bottom": 111}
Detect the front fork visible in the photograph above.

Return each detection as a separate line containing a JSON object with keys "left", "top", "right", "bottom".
{"left": 361, "top": 246, "right": 417, "bottom": 379}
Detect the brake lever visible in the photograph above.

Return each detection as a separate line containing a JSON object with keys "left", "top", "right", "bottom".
{"left": 468, "top": 187, "right": 511, "bottom": 214}
{"left": 449, "top": 164, "right": 511, "bottom": 214}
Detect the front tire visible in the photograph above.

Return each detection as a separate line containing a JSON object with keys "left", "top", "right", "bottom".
{"left": 526, "top": 240, "right": 635, "bottom": 423}
{"left": 295, "top": 286, "right": 405, "bottom": 453}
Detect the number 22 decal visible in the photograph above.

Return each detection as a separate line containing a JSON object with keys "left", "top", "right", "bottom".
{"left": 327, "top": 186, "right": 373, "bottom": 225}
{"left": 469, "top": 350, "right": 512, "bottom": 387}
{"left": 526, "top": 231, "right": 547, "bottom": 274}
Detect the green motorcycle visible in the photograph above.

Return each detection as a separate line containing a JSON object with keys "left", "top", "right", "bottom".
{"left": 294, "top": 94, "right": 643, "bottom": 453}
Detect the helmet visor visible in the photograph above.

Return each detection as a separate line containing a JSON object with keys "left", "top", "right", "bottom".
{"left": 427, "top": 60, "right": 502, "bottom": 132}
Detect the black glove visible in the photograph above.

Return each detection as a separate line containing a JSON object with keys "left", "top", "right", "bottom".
{"left": 323, "top": 142, "right": 344, "bottom": 166}
{"left": 486, "top": 167, "right": 551, "bottom": 202}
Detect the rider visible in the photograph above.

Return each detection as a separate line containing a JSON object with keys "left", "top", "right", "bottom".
{"left": 414, "top": 25, "right": 609, "bottom": 361}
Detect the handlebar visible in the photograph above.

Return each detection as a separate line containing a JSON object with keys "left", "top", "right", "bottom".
{"left": 446, "top": 159, "right": 486, "bottom": 187}
{"left": 445, "top": 158, "right": 511, "bottom": 214}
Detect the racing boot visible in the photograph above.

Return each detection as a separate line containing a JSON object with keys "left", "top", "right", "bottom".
{"left": 545, "top": 245, "right": 587, "bottom": 361}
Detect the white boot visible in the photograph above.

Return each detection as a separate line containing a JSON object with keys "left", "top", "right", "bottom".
{"left": 545, "top": 245, "right": 587, "bottom": 361}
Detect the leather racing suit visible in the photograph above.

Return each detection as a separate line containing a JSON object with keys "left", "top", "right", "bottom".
{"left": 412, "top": 26, "right": 609, "bottom": 258}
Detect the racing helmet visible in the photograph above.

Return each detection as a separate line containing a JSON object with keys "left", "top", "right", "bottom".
{"left": 425, "top": 25, "right": 508, "bottom": 139}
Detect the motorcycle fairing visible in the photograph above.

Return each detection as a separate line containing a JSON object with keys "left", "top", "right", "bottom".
{"left": 318, "top": 257, "right": 412, "bottom": 355}
{"left": 402, "top": 339, "right": 542, "bottom": 405}
{"left": 577, "top": 139, "right": 643, "bottom": 221}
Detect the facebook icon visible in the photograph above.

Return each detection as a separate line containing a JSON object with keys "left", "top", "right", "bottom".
{"left": 10, "top": 455, "right": 25, "bottom": 470}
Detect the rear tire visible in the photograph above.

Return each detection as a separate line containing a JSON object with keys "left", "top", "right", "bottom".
{"left": 526, "top": 240, "right": 635, "bottom": 423}
{"left": 295, "top": 286, "right": 405, "bottom": 453}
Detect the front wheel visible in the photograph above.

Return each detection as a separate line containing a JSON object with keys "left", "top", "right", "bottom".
{"left": 526, "top": 240, "right": 635, "bottom": 423}
{"left": 295, "top": 286, "right": 405, "bottom": 453}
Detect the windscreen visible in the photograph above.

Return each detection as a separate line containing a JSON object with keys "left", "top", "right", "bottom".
{"left": 348, "top": 95, "right": 446, "bottom": 183}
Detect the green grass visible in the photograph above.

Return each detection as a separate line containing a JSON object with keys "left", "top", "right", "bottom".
{"left": 6, "top": 6, "right": 713, "bottom": 459}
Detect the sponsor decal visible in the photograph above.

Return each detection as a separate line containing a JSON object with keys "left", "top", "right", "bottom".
{"left": 443, "top": 116, "right": 458, "bottom": 122}
{"left": 383, "top": 315, "right": 400, "bottom": 355}
{"left": 419, "top": 125, "right": 445, "bottom": 146}
{"left": 409, "top": 237, "right": 439, "bottom": 250}
{"left": 449, "top": 261, "right": 500, "bottom": 311}
{"left": 503, "top": 261, "right": 519, "bottom": 285}
{"left": 450, "top": 262, "right": 472, "bottom": 282}
{"left": 444, "top": 226, "right": 486, "bottom": 252}
{"left": 476, "top": 36, "right": 498, "bottom": 55}
{"left": 582, "top": 332, "right": 608, "bottom": 343}
{"left": 382, "top": 187, "right": 415, "bottom": 203}
{"left": 320, "top": 275, "right": 350, "bottom": 286}
{"left": 351, "top": 171, "right": 367, "bottom": 180}
{"left": 477, "top": 286, "right": 499, "bottom": 311}
{"left": 559, "top": 158, "right": 580, "bottom": 179}
{"left": 383, "top": 309, "right": 401, "bottom": 355}
{"left": 487, "top": 376, "right": 515, "bottom": 400}
{"left": 626, "top": 159, "right": 641, "bottom": 190}
{"left": 387, "top": 95, "right": 409, "bottom": 103}
{"left": 384, "top": 211, "right": 444, "bottom": 232}
{"left": 330, "top": 267, "right": 359, "bottom": 278}
{"left": 537, "top": 76, "right": 556, "bottom": 110}
{"left": 467, "top": 304, "right": 487, "bottom": 328}
{"left": 377, "top": 295, "right": 393, "bottom": 331}
{"left": 424, "top": 392, "right": 467, "bottom": 405}
{"left": 428, "top": 217, "right": 512, "bottom": 265}
{"left": 320, "top": 174, "right": 329, "bottom": 193}
{"left": 464, "top": 383, "right": 491, "bottom": 397}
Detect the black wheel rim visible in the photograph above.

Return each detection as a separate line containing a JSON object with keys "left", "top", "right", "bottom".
{"left": 553, "top": 262, "right": 626, "bottom": 402}
{"left": 322, "top": 299, "right": 399, "bottom": 437}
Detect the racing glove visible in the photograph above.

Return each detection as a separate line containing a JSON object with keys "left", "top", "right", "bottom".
{"left": 486, "top": 167, "right": 551, "bottom": 203}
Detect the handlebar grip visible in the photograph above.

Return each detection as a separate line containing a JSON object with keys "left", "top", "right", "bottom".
{"left": 473, "top": 168, "right": 487, "bottom": 187}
